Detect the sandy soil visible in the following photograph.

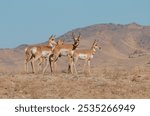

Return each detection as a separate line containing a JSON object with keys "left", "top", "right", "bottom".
{"left": 0, "top": 64, "right": 150, "bottom": 99}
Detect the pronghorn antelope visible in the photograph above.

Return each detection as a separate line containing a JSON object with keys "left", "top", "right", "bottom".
{"left": 51, "top": 33, "right": 81, "bottom": 73}
{"left": 42, "top": 39, "right": 64, "bottom": 74}
{"left": 71, "top": 40, "right": 101, "bottom": 75}
{"left": 24, "top": 35, "right": 57, "bottom": 73}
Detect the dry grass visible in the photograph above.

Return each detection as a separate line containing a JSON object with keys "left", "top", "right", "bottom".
{"left": 0, "top": 65, "right": 150, "bottom": 99}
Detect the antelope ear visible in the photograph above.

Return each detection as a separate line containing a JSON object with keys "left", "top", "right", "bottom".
{"left": 49, "top": 34, "right": 53, "bottom": 40}
{"left": 77, "top": 36, "right": 80, "bottom": 41}
{"left": 78, "top": 32, "right": 81, "bottom": 38}
{"left": 51, "top": 34, "right": 54, "bottom": 37}
{"left": 72, "top": 32, "right": 75, "bottom": 40}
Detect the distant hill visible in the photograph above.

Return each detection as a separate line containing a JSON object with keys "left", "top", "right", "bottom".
{"left": 1, "top": 23, "right": 150, "bottom": 72}
{"left": 57, "top": 23, "right": 150, "bottom": 58}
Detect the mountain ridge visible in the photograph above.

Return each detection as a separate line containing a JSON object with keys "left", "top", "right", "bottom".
{"left": 0, "top": 23, "right": 150, "bottom": 72}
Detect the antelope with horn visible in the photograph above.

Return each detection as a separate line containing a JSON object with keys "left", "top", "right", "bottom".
{"left": 42, "top": 39, "right": 64, "bottom": 74}
{"left": 50, "top": 32, "right": 81, "bottom": 73}
{"left": 71, "top": 40, "right": 101, "bottom": 75}
{"left": 24, "top": 35, "right": 57, "bottom": 73}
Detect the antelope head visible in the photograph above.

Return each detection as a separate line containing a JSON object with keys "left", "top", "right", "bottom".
{"left": 72, "top": 32, "right": 81, "bottom": 48}
{"left": 92, "top": 40, "right": 101, "bottom": 50}
{"left": 48, "top": 35, "right": 57, "bottom": 47}
{"left": 57, "top": 39, "right": 64, "bottom": 45}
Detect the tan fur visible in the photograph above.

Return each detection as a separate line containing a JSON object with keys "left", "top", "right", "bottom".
{"left": 51, "top": 33, "right": 81, "bottom": 73}
{"left": 42, "top": 39, "right": 64, "bottom": 74}
{"left": 24, "top": 35, "right": 57, "bottom": 73}
{"left": 71, "top": 40, "right": 101, "bottom": 75}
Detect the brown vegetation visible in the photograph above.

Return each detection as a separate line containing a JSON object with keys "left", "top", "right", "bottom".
{"left": 0, "top": 23, "right": 150, "bottom": 98}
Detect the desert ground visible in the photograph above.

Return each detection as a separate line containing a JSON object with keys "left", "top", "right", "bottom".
{"left": 0, "top": 23, "right": 150, "bottom": 98}
{"left": 0, "top": 55, "right": 150, "bottom": 99}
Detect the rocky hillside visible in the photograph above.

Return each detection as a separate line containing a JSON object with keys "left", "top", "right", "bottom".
{"left": 59, "top": 23, "right": 150, "bottom": 58}
{"left": 0, "top": 23, "right": 150, "bottom": 73}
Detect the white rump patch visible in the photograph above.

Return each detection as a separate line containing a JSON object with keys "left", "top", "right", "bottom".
{"left": 31, "top": 47, "right": 37, "bottom": 54}
{"left": 42, "top": 51, "right": 51, "bottom": 57}
{"left": 60, "top": 49, "right": 69, "bottom": 56}
{"left": 79, "top": 54, "right": 87, "bottom": 59}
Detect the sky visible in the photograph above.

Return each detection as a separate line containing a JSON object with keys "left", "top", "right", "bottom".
{"left": 0, "top": 0, "right": 150, "bottom": 48}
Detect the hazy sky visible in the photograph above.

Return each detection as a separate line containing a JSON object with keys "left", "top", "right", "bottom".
{"left": 0, "top": 0, "right": 150, "bottom": 48}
